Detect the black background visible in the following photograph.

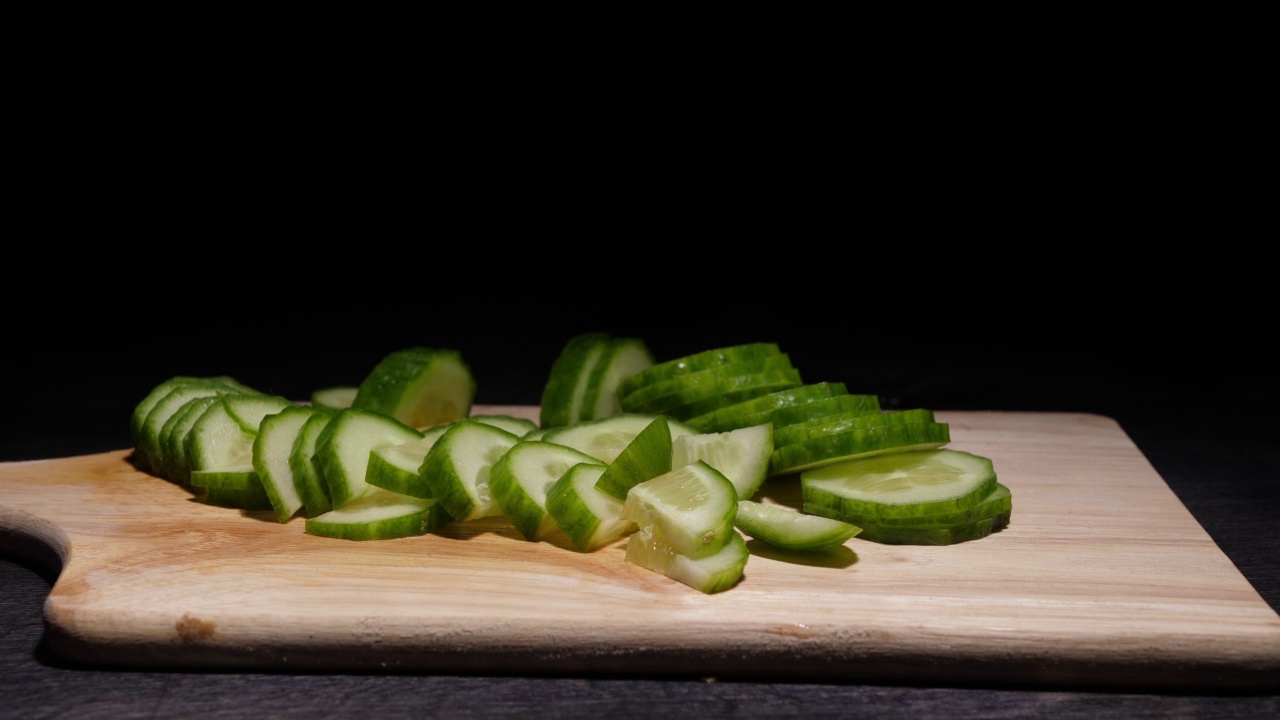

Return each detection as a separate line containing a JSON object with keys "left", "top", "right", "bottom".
{"left": 4, "top": 7, "right": 1277, "bottom": 718}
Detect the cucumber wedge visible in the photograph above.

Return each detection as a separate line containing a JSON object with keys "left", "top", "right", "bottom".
{"left": 351, "top": 347, "right": 475, "bottom": 430}
{"left": 769, "top": 421, "right": 952, "bottom": 476}
{"left": 733, "top": 500, "right": 860, "bottom": 552}
{"left": 621, "top": 460, "right": 738, "bottom": 559}
{"left": 671, "top": 423, "right": 773, "bottom": 501}
{"left": 305, "top": 487, "right": 451, "bottom": 541}
{"left": 618, "top": 342, "right": 783, "bottom": 400}
{"left": 419, "top": 419, "right": 522, "bottom": 522}
{"left": 490, "top": 440, "right": 600, "bottom": 540}
{"left": 313, "top": 408, "right": 424, "bottom": 509}
{"left": 290, "top": 408, "right": 337, "bottom": 517}
{"left": 545, "top": 461, "right": 629, "bottom": 552}
{"left": 594, "top": 415, "right": 673, "bottom": 501}
{"left": 625, "top": 527, "right": 749, "bottom": 594}
{"left": 800, "top": 449, "right": 999, "bottom": 521}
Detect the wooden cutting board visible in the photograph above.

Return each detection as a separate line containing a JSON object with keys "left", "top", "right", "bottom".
{"left": 2, "top": 407, "right": 1278, "bottom": 691}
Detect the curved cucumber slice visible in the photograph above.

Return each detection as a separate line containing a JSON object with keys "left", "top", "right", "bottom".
{"left": 130, "top": 376, "right": 256, "bottom": 460}
{"left": 658, "top": 368, "right": 804, "bottom": 421}
{"left": 158, "top": 395, "right": 221, "bottom": 485}
{"left": 490, "top": 440, "right": 600, "bottom": 540}
{"left": 761, "top": 392, "right": 882, "bottom": 431}
{"left": 419, "top": 419, "right": 521, "bottom": 522}
{"left": 619, "top": 342, "right": 783, "bottom": 400}
{"left": 223, "top": 394, "right": 295, "bottom": 434}
{"left": 290, "top": 408, "right": 336, "bottom": 517}
{"left": 800, "top": 449, "right": 998, "bottom": 521}
{"left": 625, "top": 527, "right": 748, "bottom": 594}
{"left": 185, "top": 396, "right": 260, "bottom": 474}
{"left": 139, "top": 383, "right": 239, "bottom": 478}
{"left": 682, "top": 382, "right": 854, "bottom": 433}
{"left": 773, "top": 408, "right": 937, "bottom": 449}
{"left": 539, "top": 332, "right": 612, "bottom": 429}
{"left": 805, "top": 483, "right": 1013, "bottom": 528}
{"left": 582, "top": 337, "right": 654, "bottom": 422}
{"left": 594, "top": 416, "right": 672, "bottom": 501}
{"left": 671, "top": 423, "right": 773, "bottom": 501}
{"left": 305, "top": 487, "right": 450, "bottom": 541}
{"left": 468, "top": 414, "right": 539, "bottom": 438}
{"left": 855, "top": 509, "right": 1011, "bottom": 546}
{"left": 769, "top": 421, "right": 952, "bottom": 476}
{"left": 313, "top": 408, "right": 423, "bottom": 509}
{"left": 311, "top": 386, "right": 358, "bottom": 411}
{"left": 252, "top": 405, "right": 319, "bottom": 523}
{"left": 620, "top": 354, "right": 795, "bottom": 415}
{"left": 351, "top": 347, "right": 475, "bottom": 430}
{"left": 733, "top": 500, "right": 860, "bottom": 552}
{"left": 190, "top": 465, "right": 258, "bottom": 490}
{"left": 201, "top": 482, "right": 274, "bottom": 511}
{"left": 621, "top": 460, "right": 737, "bottom": 558}
{"left": 540, "top": 413, "right": 696, "bottom": 465}
{"left": 545, "top": 462, "right": 629, "bottom": 552}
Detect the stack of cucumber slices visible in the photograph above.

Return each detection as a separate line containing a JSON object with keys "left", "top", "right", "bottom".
{"left": 127, "top": 336, "right": 1010, "bottom": 595}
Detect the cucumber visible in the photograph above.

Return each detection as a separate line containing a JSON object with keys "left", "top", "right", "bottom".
{"left": 539, "top": 332, "right": 612, "bottom": 429}
{"left": 184, "top": 395, "right": 263, "bottom": 475}
{"left": 490, "top": 440, "right": 600, "bottom": 540}
{"left": 468, "top": 414, "right": 539, "bottom": 438}
{"left": 758, "top": 392, "right": 882, "bottom": 431}
{"left": 190, "top": 466, "right": 258, "bottom": 490}
{"left": 305, "top": 487, "right": 451, "bottom": 541}
{"left": 138, "top": 382, "right": 243, "bottom": 477}
{"left": 625, "top": 527, "right": 749, "bottom": 594}
{"left": 593, "top": 415, "right": 673, "bottom": 501}
{"left": 545, "top": 461, "right": 629, "bottom": 552}
{"left": 289, "top": 408, "right": 337, "bottom": 517}
{"left": 769, "top": 421, "right": 952, "bottom": 477}
{"left": 158, "top": 395, "right": 221, "bottom": 485}
{"left": 682, "top": 381, "right": 854, "bottom": 433}
{"left": 313, "top": 408, "right": 424, "bottom": 509}
{"left": 365, "top": 424, "right": 451, "bottom": 498}
{"left": 252, "top": 405, "right": 321, "bottom": 523}
{"left": 855, "top": 510, "right": 1012, "bottom": 546}
{"left": 655, "top": 367, "right": 805, "bottom": 421}
{"left": 621, "top": 460, "right": 738, "bottom": 559}
{"left": 582, "top": 337, "right": 654, "bottom": 422}
{"left": 619, "top": 354, "right": 795, "bottom": 415}
{"left": 311, "top": 386, "right": 358, "bottom": 411}
{"left": 351, "top": 347, "right": 475, "bottom": 430}
{"left": 733, "top": 500, "right": 860, "bottom": 552}
{"left": 419, "top": 419, "right": 522, "bottom": 522}
{"left": 799, "top": 449, "right": 999, "bottom": 521}
{"left": 130, "top": 375, "right": 256, "bottom": 460}
{"left": 773, "top": 408, "right": 937, "bottom": 449}
{"left": 805, "top": 483, "right": 1013, "bottom": 528}
{"left": 618, "top": 342, "right": 783, "bottom": 400}
{"left": 671, "top": 423, "right": 773, "bottom": 501}
{"left": 223, "top": 394, "right": 295, "bottom": 434}
{"left": 540, "top": 413, "right": 697, "bottom": 465}
{"left": 201, "top": 483, "right": 274, "bottom": 511}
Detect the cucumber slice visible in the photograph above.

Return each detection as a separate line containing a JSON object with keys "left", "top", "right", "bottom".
{"left": 252, "top": 405, "right": 320, "bottom": 523}
{"left": 621, "top": 460, "right": 738, "bottom": 558}
{"left": 582, "top": 337, "right": 654, "bottom": 422}
{"left": 855, "top": 510, "right": 1012, "bottom": 546}
{"left": 490, "top": 440, "right": 600, "bottom": 540}
{"left": 804, "top": 483, "right": 1013, "bottom": 528}
{"left": 130, "top": 375, "right": 256, "bottom": 460}
{"left": 351, "top": 347, "right": 476, "bottom": 430}
{"left": 540, "top": 413, "right": 696, "bottom": 465}
{"left": 545, "top": 462, "right": 630, "bottom": 552}
{"left": 769, "top": 421, "right": 952, "bottom": 476}
{"left": 289, "top": 408, "right": 337, "bottom": 517}
{"left": 671, "top": 423, "right": 773, "bottom": 501}
{"left": 313, "top": 408, "right": 424, "bottom": 509}
{"left": 190, "top": 465, "right": 258, "bottom": 490}
{"left": 305, "top": 487, "right": 451, "bottom": 541}
{"left": 158, "top": 395, "right": 221, "bottom": 485}
{"left": 773, "top": 408, "right": 937, "bottom": 449}
{"left": 733, "top": 500, "right": 860, "bottom": 552}
{"left": 618, "top": 342, "right": 783, "bottom": 400}
{"left": 223, "top": 394, "right": 295, "bottom": 434}
{"left": 539, "top": 332, "right": 613, "bottom": 429}
{"left": 625, "top": 527, "right": 749, "bottom": 594}
{"left": 652, "top": 368, "right": 805, "bottom": 421}
{"left": 759, "top": 392, "right": 882, "bottom": 431}
{"left": 799, "top": 449, "right": 999, "bottom": 521}
{"left": 593, "top": 416, "right": 673, "bottom": 501}
{"left": 366, "top": 423, "right": 451, "bottom": 498}
{"left": 310, "top": 386, "right": 358, "bottom": 411}
{"left": 468, "top": 414, "right": 539, "bottom": 438}
{"left": 138, "top": 382, "right": 241, "bottom": 477}
{"left": 185, "top": 396, "right": 261, "bottom": 474}
{"left": 682, "top": 381, "right": 854, "bottom": 433}
{"left": 201, "top": 483, "right": 274, "bottom": 511}
{"left": 419, "top": 419, "right": 522, "bottom": 522}
{"left": 620, "top": 354, "right": 795, "bottom": 415}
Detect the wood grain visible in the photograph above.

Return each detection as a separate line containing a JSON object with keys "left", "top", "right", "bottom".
{"left": 1, "top": 407, "right": 1277, "bottom": 690}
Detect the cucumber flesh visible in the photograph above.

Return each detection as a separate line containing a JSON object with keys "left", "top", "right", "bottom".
{"left": 734, "top": 500, "right": 860, "bottom": 552}
{"left": 305, "top": 487, "right": 451, "bottom": 541}
{"left": 539, "top": 332, "right": 613, "bottom": 429}
{"left": 593, "top": 415, "right": 673, "bottom": 501}
{"left": 313, "top": 408, "right": 424, "bottom": 509}
{"left": 351, "top": 347, "right": 476, "bottom": 430}
{"left": 621, "top": 460, "right": 738, "bottom": 559}
{"left": 769, "top": 421, "right": 952, "bottom": 477}
{"left": 252, "top": 405, "right": 318, "bottom": 523}
{"left": 490, "top": 440, "right": 600, "bottom": 541}
{"left": 671, "top": 423, "right": 773, "bottom": 501}
{"left": 419, "top": 419, "right": 521, "bottom": 522}
{"left": 800, "top": 449, "right": 998, "bottom": 521}
{"left": 540, "top": 413, "right": 696, "bottom": 465}
{"left": 625, "top": 527, "right": 748, "bottom": 594}
{"left": 366, "top": 424, "right": 451, "bottom": 498}
{"left": 583, "top": 337, "right": 654, "bottom": 421}
{"left": 311, "top": 386, "right": 358, "bottom": 411}
{"left": 545, "top": 462, "right": 629, "bottom": 552}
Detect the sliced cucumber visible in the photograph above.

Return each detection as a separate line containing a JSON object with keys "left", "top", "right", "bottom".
{"left": 582, "top": 337, "right": 654, "bottom": 421}
{"left": 760, "top": 392, "right": 882, "bottom": 431}
{"left": 130, "top": 375, "right": 256, "bottom": 460}
{"left": 540, "top": 413, "right": 696, "bottom": 465}
{"left": 313, "top": 408, "right": 424, "bottom": 509}
{"left": 805, "top": 483, "right": 1013, "bottom": 528}
{"left": 539, "top": 332, "right": 613, "bottom": 429}
{"left": 184, "top": 395, "right": 261, "bottom": 475}
{"left": 625, "top": 527, "right": 749, "bottom": 594}
{"left": 468, "top": 414, "right": 539, "bottom": 437}
{"left": 139, "top": 382, "right": 239, "bottom": 477}
{"left": 671, "top": 423, "right": 773, "bottom": 501}
{"left": 223, "top": 394, "right": 295, "bottom": 434}
{"left": 593, "top": 415, "right": 673, "bottom": 501}
{"left": 311, "top": 386, "right": 358, "bottom": 411}
{"left": 289, "top": 408, "right": 337, "bottom": 517}
{"left": 158, "top": 394, "right": 221, "bottom": 485}
{"left": 252, "top": 405, "right": 320, "bottom": 523}
{"left": 733, "top": 500, "right": 860, "bottom": 552}
{"left": 855, "top": 510, "right": 1012, "bottom": 546}
{"left": 490, "top": 440, "right": 600, "bottom": 540}
{"left": 773, "top": 408, "right": 937, "bottom": 449}
{"left": 545, "top": 461, "right": 629, "bottom": 552}
{"left": 618, "top": 342, "right": 782, "bottom": 400}
{"left": 800, "top": 449, "right": 998, "bottom": 521}
{"left": 621, "top": 460, "right": 738, "bottom": 559}
{"left": 201, "top": 482, "right": 274, "bottom": 511}
{"left": 351, "top": 347, "right": 476, "bottom": 430}
{"left": 419, "top": 419, "right": 522, "bottom": 522}
{"left": 682, "top": 381, "right": 853, "bottom": 433}
{"left": 620, "top": 354, "right": 795, "bottom": 415}
{"left": 190, "top": 465, "right": 258, "bottom": 490}
{"left": 769, "top": 421, "right": 952, "bottom": 477}
{"left": 305, "top": 487, "right": 451, "bottom": 541}
{"left": 366, "top": 423, "right": 451, "bottom": 498}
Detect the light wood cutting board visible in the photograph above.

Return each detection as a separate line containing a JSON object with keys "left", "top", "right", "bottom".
{"left": 2, "top": 407, "right": 1277, "bottom": 691}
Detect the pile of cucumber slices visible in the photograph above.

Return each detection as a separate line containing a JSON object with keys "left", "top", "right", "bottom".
{"left": 128, "top": 335, "right": 1011, "bottom": 594}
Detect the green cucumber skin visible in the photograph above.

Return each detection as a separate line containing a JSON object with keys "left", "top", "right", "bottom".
{"left": 760, "top": 393, "right": 882, "bottom": 432}
{"left": 593, "top": 416, "right": 673, "bottom": 501}
{"left": 419, "top": 419, "right": 521, "bottom": 522}
{"left": 311, "top": 386, "right": 358, "bottom": 411}
{"left": 658, "top": 369, "right": 805, "bottom": 421}
{"left": 313, "top": 408, "right": 424, "bottom": 510}
{"left": 290, "top": 409, "right": 336, "bottom": 518}
{"left": 805, "top": 483, "right": 1012, "bottom": 528}
{"left": 545, "top": 462, "right": 624, "bottom": 552}
{"left": 733, "top": 500, "right": 861, "bottom": 552}
{"left": 190, "top": 467, "right": 258, "bottom": 490}
{"left": 351, "top": 347, "right": 476, "bottom": 429}
{"left": 159, "top": 395, "right": 221, "bottom": 485}
{"left": 201, "top": 481, "right": 273, "bottom": 511}
{"left": 139, "top": 384, "right": 236, "bottom": 477}
{"left": 769, "top": 422, "right": 952, "bottom": 477}
{"left": 130, "top": 376, "right": 256, "bottom": 454}
{"left": 539, "top": 414, "right": 696, "bottom": 465}
{"left": 682, "top": 382, "right": 854, "bottom": 433}
{"left": 305, "top": 499, "right": 452, "bottom": 541}
{"left": 853, "top": 510, "right": 1011, "bottom": 545}
{"left": 540, "top": 332, "right": 613, "bottom": 429}
{"left": 490, "top": 440, "right": 599, "bottom": 541}
{"left": 619, "top": 342, "right": 783, "bottom": 400}
{"left": 620, "top": 355, "right": 795, "bottom": 415}
{"left": 773, "top": 408, "right": 937, "bottom": 449}
{"left": 253, "top": 405, "right": 317, "bottom": 523}
{"left": 583, "top": 338, "right": 654, "bottom": 422}
{"left": 185, "top": 398, "right": 257, "bottom": 474}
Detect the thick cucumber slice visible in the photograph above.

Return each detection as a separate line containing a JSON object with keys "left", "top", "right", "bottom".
{"left": 682, "top": 381, "right": 854, "bottom": 433}
{"left": 540, "top": 413, "right": 696, "bottom": 465}
{"left": 158, "top": 395, "right": 221, "bottom": 484}
{"left": 582, "top": 337, "right": 654, "bottom": 422}
{"left": 252, "top": 405, "right": 320, "bottom": 523}
{"left": 223, "top": 394, "right": 295, "bottom": 434}
{"left": 773, "top": 408, "right": 936, "bottom": 449}
{"left": 618, "top": 342, "right": 783, "bottom": 400}
{"left": 366, "top": 423, "right": 451, "bottom": 498}
{"left": 468, "top": 414, "right": 539, "bottom": 438}
{"left": 539, "top": 332, "right": 613, "bottom": 429}
{"left": 419, "top": 419, "right": 522, "bottom": 522}
{"left": 855, "top": 510, "right": 1012, "bottom": 546}
{"left": 620, "top": 354, "right": 795, "bottom": 415}
{"left": 621, "top": 460, "right": 738, "bottom": 559}
{"left": 130, "top": 376, "right": 256, "bottom": 460}
{"left": 545, "top": 462, "right": 630, "bottom": 552}
{"left": 799, "top": 449, "right": 998, "bottom": 521}
{"left": 490, "top": 440, "right": 600, "bottom": 540}
{"left": 671, "top": 423, "right": 773, "bottom": 501}
{"left": 311, "top": 386, "right": 358, "bottom": 411}
{"left": 593, "top": 415, "right": 673, "bottom": 501}
{"left": 305, "top": 487, "right": 451, "bottom": 541}
{"left": 761, "top": 392, "right": 882, "bottom": 431}
{"left": 654, "top": 368, "right": 805, "bottom": 421}
{"left": 805, "top": 483, "right": 1013, "bottom": 528}
{"left": 733, "top": 500, "right": 860, "bottom": 552}
{"left": 190, "top": 465, "right": 258, "bottom": 490}
{"left": 289, "top": 408, "right": 337, "bottom": 517}
{"left": 138, "top": 382, "right": 241, "bottom": 477}
{"left": 769, "top": 421, "right": 952, "bottom": 476}
{"left": 351, "top": 347, "right": 475, "bottom": 430}
{"left": 625, "top": 527, "right": 749, "bottom": 594}
{"left": 313, "top": 408, "right": 424, "bottom": 509}
{"left": 185, "top": 396, "right": 261, "bottom": 475}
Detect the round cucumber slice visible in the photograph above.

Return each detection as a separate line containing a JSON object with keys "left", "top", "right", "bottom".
{"left": 419, "top": 419, "right": 522, "bottom": 522}
{"left": 773, "top": 408, "right": 937, "bottom": 449}
{"left": 490, "top": 440, "right": 600, "bottom": 541}
{"left": 625, "top": 527, "right": 748, "bottom": 594}
{"left": 540, "top": 413, "right": 696, "bottom": 465}
{"left": 799, "top": 449, "right": 998, "bottom": 521}
{"left": 313, "top": 408, "right": 424, "bottom": 510}
{"left": 351, "top": 347, "right": 476, "bottom": 430}
{"left": 539, "top": 332, "right": 613, "bottom": 429}
{"left": 682, "top": 382, "right": 855, "bottom": 433}
{"left": 190, "top": 465, "right": 258, "bottom": 490}
{"left": 671, "top": 423, "right": 774, "bottom": 501}
{"left": 733, "top": 500, "right": 860, "bottom": 552}
{"left": 593, "top": 416, "right": 673, "bottom": 501}
{"left": 854, "top": 510, "right": 1011, "bottom": 546}
{"left": 252, "top": 405, "right": 319, "bottom": 523}
{"left": 311, "top": 386, "right": 358, "bottom": 411}
{"left": 769, "top": 421, "right": 952, "bottom": 476}
{"left": 618, "top": 342, "right": 783, "bottom": 400}
{"left": 305, "top": 487, "right": 451, "bottom": 541}
{"left": 545, "top": 461, "right": 629, "bottom": 552}
{"left": 621, "top": 460, "right": 738, "bottom": 558}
